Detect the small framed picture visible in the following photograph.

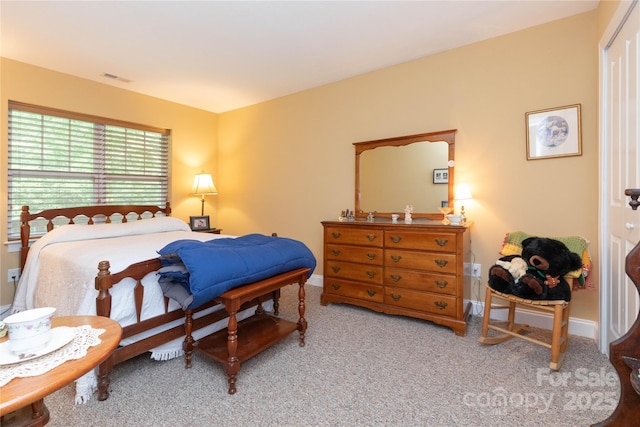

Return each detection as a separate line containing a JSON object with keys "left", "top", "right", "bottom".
{"left": 189, "top": 215, "right": 210, "bottom": 231}
{"left": 433, "top": 168, "right": 449, "bottom": 184}
{"left": 526, "top": 104, "right": 582, "bottom": 160}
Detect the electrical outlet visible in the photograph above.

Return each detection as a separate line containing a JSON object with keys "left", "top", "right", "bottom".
{"left": 7, "top": 268, "right": 20, "bottom": 282}
{"left": 470, "top": 263, "right": 481, "bottom": 278}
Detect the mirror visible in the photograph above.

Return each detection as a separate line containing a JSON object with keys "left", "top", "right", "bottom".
{"left": 355, "top": 130, "right": 456, "bottom": 219}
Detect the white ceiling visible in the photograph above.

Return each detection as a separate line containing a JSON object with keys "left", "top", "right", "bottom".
{"left": 1, "top": 1, "right": 599, "bottom": 113}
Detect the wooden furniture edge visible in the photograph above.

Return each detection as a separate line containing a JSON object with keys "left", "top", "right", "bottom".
{"left": 93, "top": 257, "right": 228, "bottom": 401}
{"left": 19, "top": 202, "right": 171, "bottom": 269}
{"left": 593, "top": 230, "right": 640, "bottom": 425}
{"left": 0, "top": 316, "right": 122, "bottom": 416}
{"left": 185, "top": 267, "right": 310, "bottom": 394}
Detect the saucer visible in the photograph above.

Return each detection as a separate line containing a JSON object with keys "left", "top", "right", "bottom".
{"left": 0, "top": 327, "right": 75, "bottom": 365}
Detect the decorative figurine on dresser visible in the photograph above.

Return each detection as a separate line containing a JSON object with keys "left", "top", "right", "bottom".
{"left": 321, "top": 130, "right": 473, "bottom": 336}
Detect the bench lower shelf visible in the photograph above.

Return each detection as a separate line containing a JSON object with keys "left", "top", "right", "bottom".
{"left": 196, "top": 314, "right": 299, "bottom": 363}
{"left": 183, "top": 267, "right": 310, "bottom": 395}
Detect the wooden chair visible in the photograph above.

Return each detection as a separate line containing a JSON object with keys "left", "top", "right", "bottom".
{"left": 479, "top": 287, "right": 571, "bottom": 370}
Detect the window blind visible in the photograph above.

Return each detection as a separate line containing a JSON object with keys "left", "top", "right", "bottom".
{"left": 7, "top": 101, "right": 170, "bottom": 238}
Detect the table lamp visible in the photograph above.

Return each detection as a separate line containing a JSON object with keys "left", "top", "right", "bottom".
{"left": 454, "top": 184, "right": 473, "bottom": 224}
{"left": 191, "top": 172, "right": 218, "bottom": 216}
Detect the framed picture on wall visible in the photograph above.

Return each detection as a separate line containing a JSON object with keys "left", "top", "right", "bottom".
{"left": 526, "top": 104, "right": 582, "bottom": 160}
{"left": 433, "top": 168, "right": 449, "bottom": 184}
{"left": 190, "top": 215, "right": 210, "bottom": 231}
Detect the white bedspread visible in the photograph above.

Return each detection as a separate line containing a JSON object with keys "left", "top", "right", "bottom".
{"left": 13, "top": 217, "right": 217, "bottom": 315}
{"left": 10, "top": 217, "right": 257, "bottom": 403}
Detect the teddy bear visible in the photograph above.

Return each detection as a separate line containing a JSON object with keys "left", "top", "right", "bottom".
{"left": 488, "top": 237, "right": 582, "bottom": 301}
{"left": 487, "top": 255, "right": 527, "bottom": 293}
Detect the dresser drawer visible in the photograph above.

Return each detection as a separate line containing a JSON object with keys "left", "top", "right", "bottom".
{"left": 385, "top": 268, "right": 457, "bottom": 295}
{"left": 325, "top": 260, "right": 383, "bottom": 284}
{"left": 325, "top": 226, "right": 383, "bottom": 247}
{"left": 385, "top": 231, "right": 457, "bottom": 252}
{"left": 324, "top": 278, "right": 384, "bottom": 303}
{"left": 325, "top": 244, "right": 383, "bottom": 265}
{"left": 384, "top": 287, "right": 457, "bottom": 317}
{"left": 385, "top": 249, "right": 457, "bottom": 274}
{"left": 322, "top": 219, "right": 470, "bottom": 336}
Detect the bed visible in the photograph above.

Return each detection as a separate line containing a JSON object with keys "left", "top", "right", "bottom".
{"left": 14, "top": 203, "right": 315, "bottom": 402}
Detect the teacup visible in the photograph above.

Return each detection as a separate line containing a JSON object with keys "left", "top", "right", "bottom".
{"left": 3, "top": 307, "right": 56, "bottom": 354}
{"left": 446, "top": 214, "right": 463, "bottom": 225}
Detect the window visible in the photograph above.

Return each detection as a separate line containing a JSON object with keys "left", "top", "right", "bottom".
{"left": 7, "top": 101, "right": 170, "bottom": 239}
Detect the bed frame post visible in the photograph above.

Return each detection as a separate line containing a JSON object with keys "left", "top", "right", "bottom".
{"left": 20, "top": 206, "right": 31, "bottom": 269}
{"left": 94, "top": 260, "right": 114, "bottom": 400}
{"left": 95, "top": 261, "right": 113, "bottom": 318}
{"left": 183, "top": 309, "right": 195, "bottom": 369}
{"left": 297, "top": 278, "right": 307, "bottom": 346}
{"left": 225, "top": 310, "right": 240, "bottom": 394}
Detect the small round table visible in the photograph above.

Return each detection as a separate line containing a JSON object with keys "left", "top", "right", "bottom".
{"left": 0, "top": 315, "right": 122, "bottom": 426}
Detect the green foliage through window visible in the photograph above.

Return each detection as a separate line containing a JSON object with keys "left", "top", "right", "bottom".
{"left": 7, "top": 101, "right": 170, "bottom": 238}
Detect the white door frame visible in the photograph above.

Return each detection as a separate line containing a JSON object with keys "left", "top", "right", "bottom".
{"left": 598, "top": 0, "right": 640, "bottom": 354}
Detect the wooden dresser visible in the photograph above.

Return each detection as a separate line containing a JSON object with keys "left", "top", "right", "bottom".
{"left": 321, "top": 219, "right": 471, "bottom": 335}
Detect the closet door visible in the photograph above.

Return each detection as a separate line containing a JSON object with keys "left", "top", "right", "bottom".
{"left": 600, "top": 0, "right": 640, "bottom": 353}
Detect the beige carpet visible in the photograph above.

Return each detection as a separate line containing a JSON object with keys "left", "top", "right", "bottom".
{"left": 41, "top": 285, "right": 618, "bottom": 426}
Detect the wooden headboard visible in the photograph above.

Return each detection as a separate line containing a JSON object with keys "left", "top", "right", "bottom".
{"left": 20, "top": 203, "right": 171, "bottom": 269}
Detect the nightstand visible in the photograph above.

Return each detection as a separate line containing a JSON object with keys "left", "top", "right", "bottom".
{"left": 195, "top": 228, "right": 222, "bottom": 234}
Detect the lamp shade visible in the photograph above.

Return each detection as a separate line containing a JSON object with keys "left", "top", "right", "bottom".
{"left": 454, "top": 184, "right": 473, "bottom": 201}
{"left": 191, "top": 173, "right": 218, "bottom": 195}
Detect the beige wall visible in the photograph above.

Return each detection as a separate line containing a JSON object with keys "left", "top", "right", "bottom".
{"left": 597, "top": 0, "right": 625, "bottom": 36}
{"left": 0, "top": 8, "right": 609, "bottom": 324}
{"left": 0, "top": 58, "right": 219, "bottom": 306}
{"left": 218, "top": 10, "right": 600, "bottom": 321}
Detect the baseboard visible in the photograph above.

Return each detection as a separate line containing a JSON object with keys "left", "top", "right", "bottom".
{"left": 468, "top": 299, "right": 597, "bottom": 340}
{"left": 307, "top": 273, "right": 323, "bottom": 287}
{"left": 0, "top": 304, "right": 11, "bottom": 320}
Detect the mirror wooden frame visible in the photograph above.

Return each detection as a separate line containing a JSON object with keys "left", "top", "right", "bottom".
{"left": 354, "top": 129, "right": 456, "bottom": 220}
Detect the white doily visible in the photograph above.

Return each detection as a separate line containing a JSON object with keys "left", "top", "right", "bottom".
{"left": 0, "top": 325, "right": 104, "bottom": 387}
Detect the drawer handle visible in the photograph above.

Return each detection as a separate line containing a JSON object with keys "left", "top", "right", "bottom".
{"left": 331, "top": 266, "right": 341, "bottom": 273}
{"left": 390, "top": 274, "right": 402, "bottom": 282}
{"left": 390, "top": 255, "right": 402, "bottom": 263}
{"left": 390, "top": 293, "right": 401, "bottom": 301}
{"left": 331, "top": 232, "right": 341, "bottom": 239}
{"left": 367, "top": 289, "right": 376, "bottom": 297}
{"left": 390, "top": 235, "right": 402, "bottom": 243}
{"left": 365, "top": 271, "right": 377, "bottom": 279}
{"left": 366, "top": 234, "right": 377, "bottom": 242}
{"left": 435, "top": 238, "right": 449, "bottom": 247}
{"left": 434, "top": 301, "right": 448, "bottom": 310}
{"left": 434, "top": 259, "right": 448, "bottom": 268}
{"left": 366, "top": 252, "right": 377, "bottom": 260}
{"left": 435, "top": 280, "right": 448, "bottom": 288}
{"left": 331, "top": 249, "right": 341, "bottom": 256}
{"left": 331, "top": 283, "right": 341, "bottom": 291}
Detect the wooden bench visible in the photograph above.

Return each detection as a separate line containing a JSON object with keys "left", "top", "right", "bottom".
{"left": 183, "top": 267, "right": 310, "bottom": 394}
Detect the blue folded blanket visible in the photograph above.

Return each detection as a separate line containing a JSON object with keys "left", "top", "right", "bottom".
{"left": 157, "top": 234, "right": 316, "bottom": 310}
